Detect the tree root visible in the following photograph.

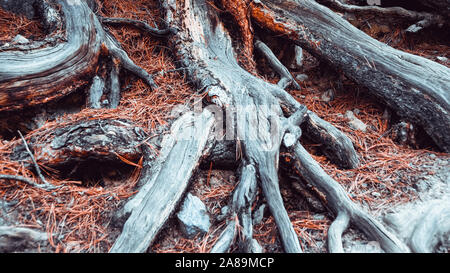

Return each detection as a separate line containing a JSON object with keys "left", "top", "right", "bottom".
{"left": 110, "top": 110, "right": 216, "bottom": 252}
{"left": 290, "top": 144, "right": 409, "bottom": 253}
{"left": 316, "top": 0, "right": 445, "bottom": 32}
{"left": 1, "top": 0, "right": 447, "bottom": 254}
{"left": 254, "top": 38, "right": 301, "bottom": 90}
{"left": 155, "top": 0, "right": 417, "bottom": 253}
{"left": 11, "top": 119, "right": 145, "bottom": 169}
{"left": 0, "top": 0, "right": 161, "bottom": 112}
{"left": 383, "top": 199, "right": 450, "bottom": 253}
{"left": 100, "top": 17, "right": 177, "bottom": 37}
{"left": 211, "top": 163, "right": 261, "bottom": 253}
{"left": 0, "top": 226, "right": 48, "bottom": 252}
{"left": 161, "top": 0, "right": 366, "bottom": 253}
{"left": 250, "top": 0, "right": 450, "bottom": 152}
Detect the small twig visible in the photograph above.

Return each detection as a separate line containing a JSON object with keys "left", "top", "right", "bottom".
{"left": 18, "top": 131, "right": 48, "bottom": 184}
{"left": 0, "top": 174, "right": 57, "bottom": 191}
{"left": 105, "top": 34, "right": 158, "bottom": 90}
{"left": 17, "top": 131, "right": 59, "bottom": 190}
{"left": 100, "top": 17, "right": 177, "bottom": 37}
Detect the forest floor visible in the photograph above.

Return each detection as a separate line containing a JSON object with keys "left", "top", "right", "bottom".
{"left": 0, "top": 0, "right": 448, "bottom": 253}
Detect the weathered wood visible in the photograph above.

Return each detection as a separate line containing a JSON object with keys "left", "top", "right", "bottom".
{"left": 0, "top": 0, "right": 157, "bottom": 112}
{"left": 409, "top": 203, "right": 450, "bottom": 253}
{"left": 211, "top": 163, "right": 261, "bottom": 253}
{"left": 0, "top": 0, "right": 36, "bottom": 19}
{"left": 162, "top": 0, "right": 365, "bottom": 252}
{"left": 11, "top": 119, "right": 145, "bottom": 167}
{"left": 87, "top": 76, "right": 105, "bottom": 109}
{"left": 34, "top": 0, "right": 62, "bottom": 34}
{"left": 290, "top": 143, "right": 409, "bottom": 253}
{"left": 110, "top": 110, "right": 215, "bottom": 253}
{"left": 304, "top": 112, "right": 360, "bottom": 169}
{"left": 327, "top": 212, "right": 350, "bottom": 253}
{"left": 108, "top": 61, "right": 121, "bottom": 109}
{"left": 0, "top": 174, "right": 57, "bottom": 191}
{"left": 0, "top": 226, "right": 48, "bottom": 252}
{"left": 100, "top": 17, "right": 177, "bottom": 37}
{"left": 383, "top": 199, "right": 450, "bottom": 253}
{"left": 317, "top": 0, "right": 446, "bottom": 32}
{"left": 0, "top": 0, "right": 103, "bottom": 112}
{"left": 251, "top": 0, "right": 450, "bottom": 152}
{"left": 164, "top": 0, "right": 304, "bottom": 252}
{"left": 210, "top": 220, "right": 236, "bottom": 253}
{"left": 254, "top": 38, "right": 301, "bottom": 90}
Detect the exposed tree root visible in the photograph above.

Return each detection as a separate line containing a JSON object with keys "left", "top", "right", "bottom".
{"left": 157, "top": 0, "right": 401, "bottom": 253}
{"left": 11, "top": 119, "right": 145, "bottom": 168}
{"left": 0, "top": 0, "right": 160, "bottom": 112}
{"left": 384, "top": 198, "right": 450, "bottom": 253}
{"left": 0, "top": 174, "right": 57, "bottom": 191}
{"left": 290, "top": 144, "right": 409, "bottom": 252}
{"left": 0, "top": 0, "right": 448, "bottom": 254}
{"left": 110, "top": 110, "right": 216, "bottom": 252}
{"left": 100, "top": 17, "right": 177, "bottom": 37}
{"left": 0, "top": 226, "right": 48, "bottom": 252}
{"left": 249, "top": 0, "right": 450, "bottom": 152}
{"left": 316, "top": 0, "right": 445, "bottom": 32}
{"left": 254, "top": 38, "right": 301, "bottom": 90}
{"left": 211, "top": 163, "right": 261, "bottom": 253}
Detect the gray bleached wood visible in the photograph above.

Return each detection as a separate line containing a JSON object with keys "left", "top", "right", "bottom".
{"left": 290, "top": 143, "right": 409, "bottom": 253}
{"left": 251, "top": 0, "right": 450, "bottom": 152}
{"left": 162, "top": 0, "right": 362, "bottom": 253}
{"left": 110, "top": 110, "right": 216, "bottom": 253}
{"left": 0, "top": 0, "right": 157, "bottom": 112}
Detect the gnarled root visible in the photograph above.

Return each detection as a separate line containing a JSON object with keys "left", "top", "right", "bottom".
{"left": 0, "top": 0, "right": 161, "bottom": 112}
{"left": 289, "top": 144, "right": 409, "bottom": 253}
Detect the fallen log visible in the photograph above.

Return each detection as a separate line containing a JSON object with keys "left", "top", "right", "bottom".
{"left": 11, "top": 119, "right": 145, "bottom": 168}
